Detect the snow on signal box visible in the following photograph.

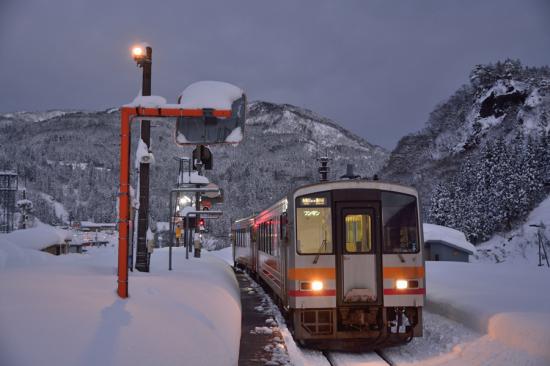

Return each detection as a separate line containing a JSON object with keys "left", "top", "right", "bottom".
{"left": 117, "top": 81, "right": 246, "bottom": 299}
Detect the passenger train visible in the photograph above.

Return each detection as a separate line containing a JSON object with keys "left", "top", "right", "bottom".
{"left": 231, "top": 179, "right": 425, "bottom": 350}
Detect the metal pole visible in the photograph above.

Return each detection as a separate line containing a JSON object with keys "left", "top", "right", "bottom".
{"left": 185, "top": 215, "right": 190, "bottom": 260}
{"left": 169, "top": 191, "right": 174, "bottom": 271}
{"left": 136, "top": 46, "right": 152, "bottom": 272}
{"left": 117, "top": 109, "right": 132, "bottom": 298}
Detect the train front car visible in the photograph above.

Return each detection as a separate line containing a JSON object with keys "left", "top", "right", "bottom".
{"left": 288, "top": 181, "right": 424, "bottom": 351}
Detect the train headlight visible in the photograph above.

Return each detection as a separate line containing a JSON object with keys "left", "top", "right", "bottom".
{"left": 396, "top": 279, "right": 408, "bottom": 290}
{"left": 312, "top": 281, "right": 323, "bottom": 291}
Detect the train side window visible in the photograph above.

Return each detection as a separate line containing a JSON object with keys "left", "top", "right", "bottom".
{"left": 344, "top": 214, "right": 373, "bottom": 253}
{"left": 267, "top": 221, "right": 271, "bottom": 255}
{"left": 382, "top": 192, "right": 419, "bottom": 253}
{"left": 296, "top": 207, "right": 333, "bottom": 254}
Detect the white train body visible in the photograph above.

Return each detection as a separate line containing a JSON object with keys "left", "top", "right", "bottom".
{"left": 232, "top": 180, "right": 425, "bottom": 350}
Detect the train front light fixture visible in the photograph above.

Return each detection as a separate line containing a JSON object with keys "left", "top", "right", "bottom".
{"left": 396, "top": 279, "right": 408, "bottom": 290}
{"left": 311, "top": 280, "right": 324, "bottom": 291}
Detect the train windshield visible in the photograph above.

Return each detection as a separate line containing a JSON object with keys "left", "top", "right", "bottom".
{"left": 345, "top": 214, "right": 373, "bottom": 253}
{"left": 296, "top": 207, "right": 333, "bottom": 254}
{"left": 382, "top": 192, "right": 419, "bottom": 253}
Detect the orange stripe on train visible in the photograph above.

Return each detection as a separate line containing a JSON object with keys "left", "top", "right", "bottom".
{"left": 288, "top": 268, "right": 336, "bottom": 281}
{"left": 383, "top": 266, "right": 425, "bottom": 279}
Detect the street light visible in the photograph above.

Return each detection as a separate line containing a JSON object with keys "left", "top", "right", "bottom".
{"left": 131, "top": 42, "right": 153, "bottom": 273}
{"left": 132, "top": 46, "right": 144, "bottom": 59}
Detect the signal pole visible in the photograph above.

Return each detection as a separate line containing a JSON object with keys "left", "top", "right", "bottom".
{"left": 133, "top": 45, "right": 152, "bottom": 272}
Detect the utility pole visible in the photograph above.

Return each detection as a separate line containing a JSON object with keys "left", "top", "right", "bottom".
{"left": 134, "top": 46, "right": 152, "bottom": 272}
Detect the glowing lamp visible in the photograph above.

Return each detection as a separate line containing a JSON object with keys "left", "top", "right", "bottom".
{"left": 132, "top": 46, "right": 144, "bottom": 59}
{"left": 311, "top": 281, "right": 324, "bottom": 291}
{"left": 396, "top": 279, "right": 408, "bottom": 290}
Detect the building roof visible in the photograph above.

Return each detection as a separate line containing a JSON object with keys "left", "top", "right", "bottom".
{"left": 423, "top": 223, "right": 477, "bottom": 255}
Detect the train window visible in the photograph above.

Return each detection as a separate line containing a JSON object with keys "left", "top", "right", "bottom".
{"left": 296, "top": 207, "right": 333, "bottom": 254}
{"left": 344, "top": 214, "right": 372, "bottom": 253}
{"left": 382, "top": 192, "right": 419, "bottom": 253}
{"left": 267, "top": 221, "right": 273, "bottom": 254}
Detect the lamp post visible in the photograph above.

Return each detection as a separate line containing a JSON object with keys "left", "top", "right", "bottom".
{"left": 132, "top": 44, "right": 152, "bottom": 272}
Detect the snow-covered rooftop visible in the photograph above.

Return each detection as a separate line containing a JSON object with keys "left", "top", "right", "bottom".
{"left": 1, "top": 223, "right": 73, "bottom": 251}
{"left": 423, "top": 223, "right": 476, "bottom": 255}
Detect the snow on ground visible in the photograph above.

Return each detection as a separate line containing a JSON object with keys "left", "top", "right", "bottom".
{"left": 0, "top": 234, "right": 241, "bottom": 366}
{"left": 242, "top": 272, "right": 330, "bottom": 366}
{"left": 474, "top": 195, "right": 550, "bottom": 265}
{"left": 210, "top": 246, "right": 233, "bottom": 265}
{"left": 425, "top": 261, "right": 550, "bottom": 363}
{"left": 384, "top": 311, "right": 549, "bottom": 366}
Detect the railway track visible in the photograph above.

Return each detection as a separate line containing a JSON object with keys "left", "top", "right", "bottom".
{"left": 323, "top": 349, "right": 394, "bottom": 366}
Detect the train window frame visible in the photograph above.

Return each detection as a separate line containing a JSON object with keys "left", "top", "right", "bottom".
{"left": 343, "top": 212, "right": 374, "bottom": 254}
{"left": 381, "top": 191, "right": 420, "bottom": 254}
{"left": 294, "top": 191, "right": 335, "bottom": 256}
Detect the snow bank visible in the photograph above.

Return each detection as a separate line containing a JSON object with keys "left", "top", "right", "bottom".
{"left": 0, "top": 222, "right": 72, "bottom": 252}
{"left": 426, "top": 261, "right": 550, "bottom": 361}
{"left": 488, "top": 312, "right": 550, "bottom": 363}
{"left": 178, "top": 81, "right": 243, "bottom": 110}
{"left": 475, "top": 194, "right": 550, "bottom": 265}
{"left": 423, "top": 223, "right": 476, "bottom": 254}
{"left": 0, "top": 241, "right": 241, "bottom": 366}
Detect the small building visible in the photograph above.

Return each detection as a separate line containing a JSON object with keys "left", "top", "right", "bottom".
{"left": 423, "top": 223, "right": 476, "bottom": 262}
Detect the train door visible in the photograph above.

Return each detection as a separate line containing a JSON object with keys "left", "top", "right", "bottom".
{"left": 336, "top": 203, "right": 380, "bottom": 305}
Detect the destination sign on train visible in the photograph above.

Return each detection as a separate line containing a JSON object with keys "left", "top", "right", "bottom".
{"left": 300, "top": 197, "right": 326, "bottom": 206}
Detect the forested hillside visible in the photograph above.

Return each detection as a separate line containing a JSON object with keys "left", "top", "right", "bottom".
{"left": 382, "top": 60, "right": 550, "bottom": 242}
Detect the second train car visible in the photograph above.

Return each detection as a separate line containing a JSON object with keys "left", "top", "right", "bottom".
{"left": 232, "top": 179, "right": 425, "bottom": 350}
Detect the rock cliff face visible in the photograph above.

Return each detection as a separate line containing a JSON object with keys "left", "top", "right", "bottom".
{"left": 0, "top": 102, "right": 388, "bottom": 235}
{"left": 381, "top": 60, "right": 550, "bottom": 242}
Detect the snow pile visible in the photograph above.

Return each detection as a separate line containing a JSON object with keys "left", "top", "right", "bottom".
{"left": 423, "top": 223, "right": 476, "bottom": 255}
{"left": 474, "top": 195, "right": 550, "bottom": 265}
{"left": 0, "top": 239, "right": 241, "bottom": 366}
{"left": 128, "top": 95, "right": 167, "bottom": 107}
{"left": 0, "top": 222, "right": 72, "bottom": 252}
{"left": 178, "top": 81, "right": 243, "bottom": 110}
{"left": 426, "top": 261, "right": 550, "bottom": 362}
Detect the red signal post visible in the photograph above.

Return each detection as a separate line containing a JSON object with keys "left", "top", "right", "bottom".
{"left": 117, "top": 105, "right": 232, "bottom": 298}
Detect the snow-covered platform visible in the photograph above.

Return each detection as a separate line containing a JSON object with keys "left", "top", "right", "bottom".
{"left": 0, "top": 239, "right": 241, "bottom": 366}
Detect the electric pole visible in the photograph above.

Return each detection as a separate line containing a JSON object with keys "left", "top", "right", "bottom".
{"left": 134, "top": 46, "right": 152, "bottom": 272}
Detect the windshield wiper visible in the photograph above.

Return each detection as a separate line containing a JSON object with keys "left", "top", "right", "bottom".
{"left": 313, "top": 239, "right": 327, "bottom": 264}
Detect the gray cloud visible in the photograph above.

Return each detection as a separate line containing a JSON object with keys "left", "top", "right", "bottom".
{"left": 1, "top": 0, "right": 549, "bottom": 149}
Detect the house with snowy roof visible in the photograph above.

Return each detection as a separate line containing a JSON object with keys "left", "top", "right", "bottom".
{"left": 423, "top": 223, "right": 476, "bottom": 262}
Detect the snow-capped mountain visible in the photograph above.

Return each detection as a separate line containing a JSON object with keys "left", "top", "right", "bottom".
{"left": 381, "top": 60, "right": 550, "bottom": 243}
{"left": 0, "top": 102, "right": 388, "bottom": 235}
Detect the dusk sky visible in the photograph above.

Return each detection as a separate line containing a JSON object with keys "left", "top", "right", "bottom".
{"left": 1, "top": 0, "right": 549, "bottom": 149}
